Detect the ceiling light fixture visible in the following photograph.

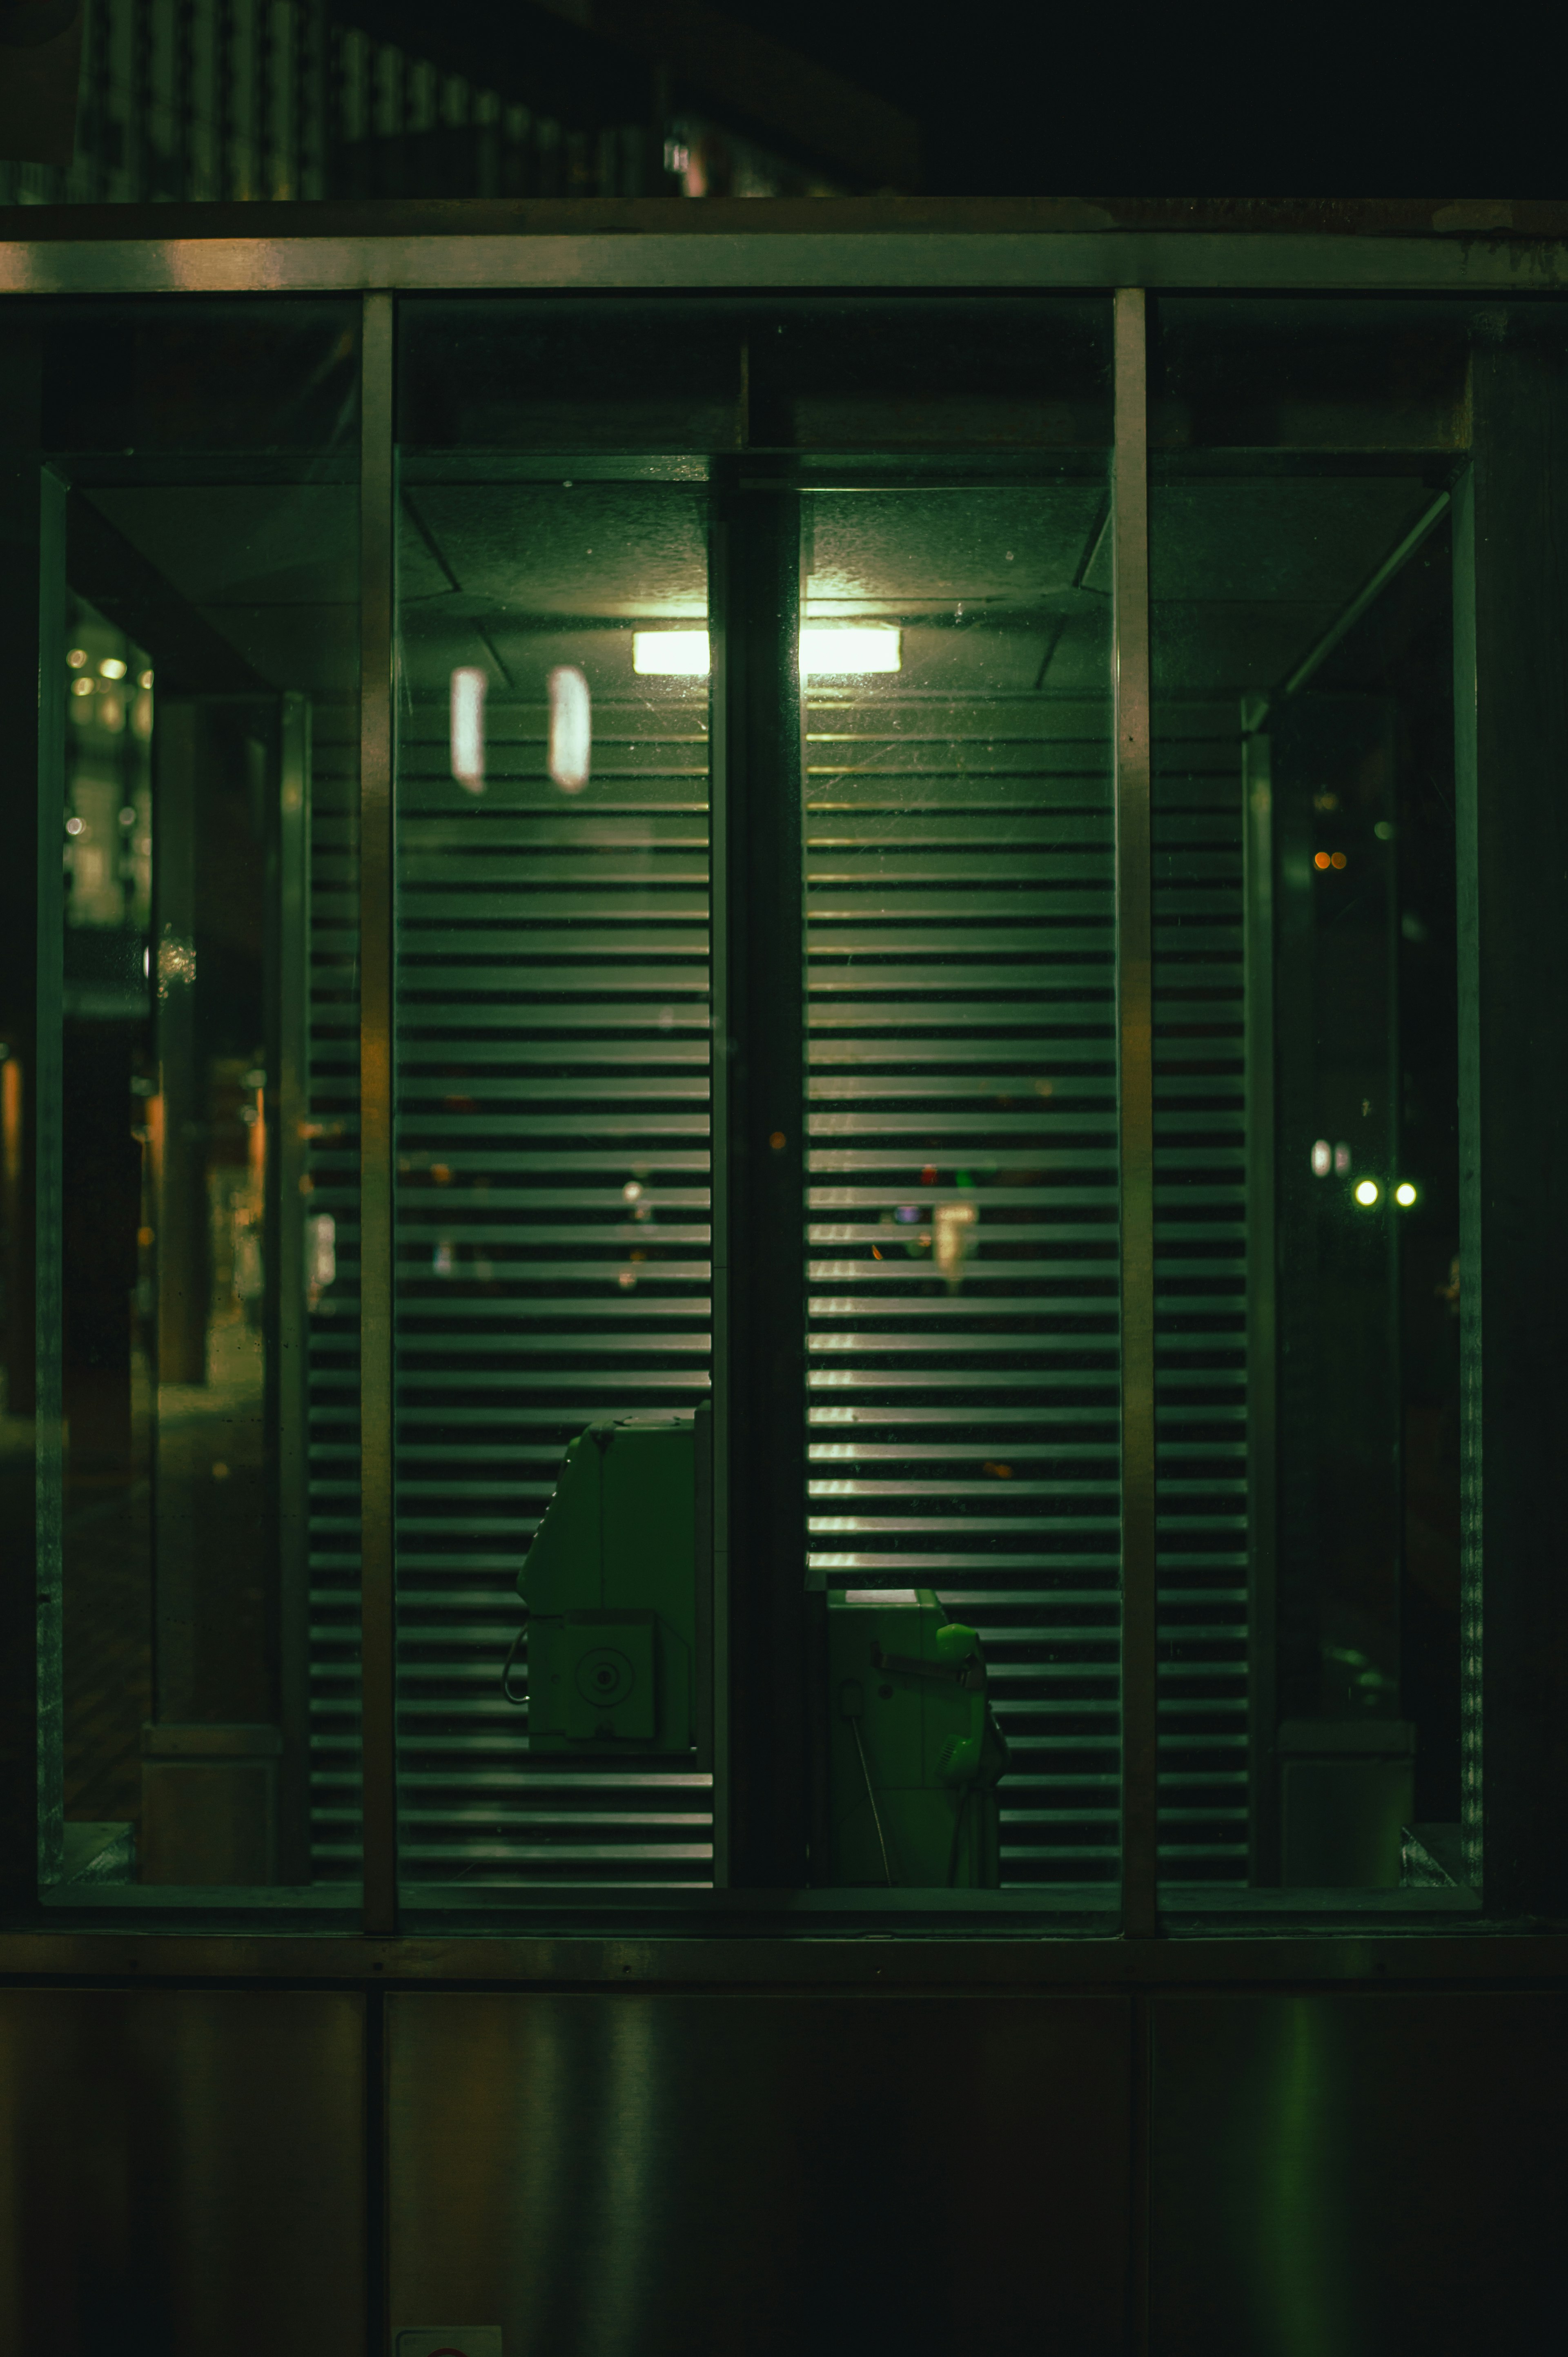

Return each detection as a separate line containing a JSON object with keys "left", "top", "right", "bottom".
{"left": 632, "top": 628, "right": 902, "bottom": 678}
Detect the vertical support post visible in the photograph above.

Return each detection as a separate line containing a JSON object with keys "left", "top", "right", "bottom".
{"left": 708, "top": 524, "right": 731, "bottom": 1888}
{"left": 153, "top": 704, "right": 206, "bottom": 1394}
{"left": 358, "top": 291, "right": 396, "bottom": 1934}
{"left": 1461, "top": 338, "right": 1568, "bottom": 1916}
{"left": 33, "top": 466, "right": 67, "bottom": 1896}
{"left": 1451, "top": 462, "right": 1482, "bottom": 1896}
{"left": 1114, "top": 288, "right": 1158, "bottom": 1938}
{"left": 274, "top": 691, "right": 314, "bottom": 1881}
{"left": 0, "top": 320, "right": 59, "bottom": 1902}
{"left": 711, "top": 465, "right": 809, "bottom": 1891}
{"left": 1242, "top": 725, "right": 1278, "bottom": 1882}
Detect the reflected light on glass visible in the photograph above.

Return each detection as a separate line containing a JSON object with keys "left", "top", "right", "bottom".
{"left": 1354, "top": 1179, "right": 1381, "bottom": 1206}
{"left": 449, "top": 665, "right": 486, "bottom": 794}
{"left": 632, "top": 627, "right": 902, "bottom": 677}
{"left": 1311, "top": 1138, "right": 1332, "bottom": 1177}
{"left": 98, "top": 656, "right": 127, "bottom": 680}
{"left": 548, "top": 664, "right": 592, "bottom": 793}
{"left": 1395, "top": 1182, "right": 1419, "bottom": 1207}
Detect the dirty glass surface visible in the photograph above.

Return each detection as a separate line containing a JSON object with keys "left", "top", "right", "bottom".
{"left": 392, "top": 295, "right": 1115, "bottom": 1920}
{"left": 21, "top": 303, "right": 363, "bottom": 1913}
{"left": 1149, "top": 299, "right": 1470, "bottom": 1910}
{"left": 392, "top": 463, "right": 715, "bottom": 1904}
{"left": 800, "top": 475, "right": 1118, "bottom": 1899}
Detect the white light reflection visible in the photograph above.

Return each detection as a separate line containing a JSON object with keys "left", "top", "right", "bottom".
{"left": 450, "top": 665, "right": 487, "bottom": 794}
{"left": 548, "top": 664, "right": 591, "bottom": 792}
{"left": 307, "top": 1211, "right": 337, "bottom": 1307}
{"left": 934, "top": 1197, "right": 977, "bottom": 1292}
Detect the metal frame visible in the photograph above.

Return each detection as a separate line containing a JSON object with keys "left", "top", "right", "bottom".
{"left": 358, "top": 290, "right": 396, "bottom": 1933}
{"left": 4, "top": 210, "right": 1568, "bottom": 294}
{"left": 2, "top": 200, "right": 1560, "bottom": 1979}
{"left": 1113, "top": 288, "right": 1156, "bottom": 1936}
{"left": 1241, "top": 728, "right": 1278, "bottom": 1884}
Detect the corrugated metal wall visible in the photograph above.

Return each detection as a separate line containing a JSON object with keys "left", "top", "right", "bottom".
{"left": 804, "top": 689, "right": 1122, "bottom": 1890}
{"left": 370, "top": 671, "right": 1254, "bottom": 1893}
{"left": 391, "top": 690, "right": 714, "bottom": 1893}
{"left": 1152, "top": 711, "right": 1249, "bottom": 1884}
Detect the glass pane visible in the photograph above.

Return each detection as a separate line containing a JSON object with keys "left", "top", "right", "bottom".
{"left": 1150, "top": 298, "right": 1472, "bottom": 1912}
{"left": 392, "top": 293, "right": 1111, "bottom": 1924}
{"left": 803, "top": 476, "right": 1116, "bottom": 1904}
{"left": 33, "top": 303, "right": 361, "bottom": 1913}
{"left": 394, "top": 473, "right": 713, "bottom": 1910}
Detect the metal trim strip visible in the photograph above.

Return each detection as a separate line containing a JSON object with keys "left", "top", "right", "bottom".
{"left": 358, "top": 289, "right": 396, "bottom": 1936}
{"left": 1114, "top": 288, "right": 1157, "bottom": 1937}
{"left": 1242, "top": 731, "right": 1278, "bottom": 1885}
{"left": 0, "top": 1927, "right": 1559, "bottom": 1985}
{"left": 3, "top": 231, "right": 1568, "bottom": 297}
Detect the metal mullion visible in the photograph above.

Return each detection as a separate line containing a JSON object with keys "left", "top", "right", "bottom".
{"left": 713, "top": 462, "right": 809, "bottom": 1891}
{"left": 1243, "top": 726, "right": 1278, "bottom": 1884}
{"left": 1113, "top": 287, "right": 1157, "bottom": 1937}
{"left": 708, "top": 514, "right": 732, "bottom": 1887}
{"left": 275, "top": 691, "right": 313, "bottom": 1881}
{"left": 358, "top": 290, "right": 396, "bottom": 1934}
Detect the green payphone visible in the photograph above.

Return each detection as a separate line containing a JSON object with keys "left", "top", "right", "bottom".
{"left": 826, "top": 1588, "right": 1009, "bottom": 1889}
{"left": 507, "top": 1422, "right": 1007, "bottom": 1884}
{"left": 507, "top": 1410, "right": 700, "bottom": 1755}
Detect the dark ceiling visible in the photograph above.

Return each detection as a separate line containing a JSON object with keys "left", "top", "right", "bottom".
{"left": 329, "top": 0, "right": 1560, "bottom": 199}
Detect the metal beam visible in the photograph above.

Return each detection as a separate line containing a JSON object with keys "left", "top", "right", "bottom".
{"left": 1114, "top": 288, "right": 1156, "bottom": 1938}
{"left": 0, "top": 1923, "right": 1546, "bottom": 1985}
{"left": 711, "top": 459, "right": 809, "bottom": 1891}
{"left": 6, "top": 218, "right": 1568, "bottom": 296}
{"left": 1278, "top": 490, "right": 1451, "bottom": 705}
{"left": 358, "top": 289, "right": 396, "bottom": 1936}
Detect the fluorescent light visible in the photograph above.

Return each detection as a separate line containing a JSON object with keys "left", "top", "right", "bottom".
{"left": 634, "top": 631, "right": 710, "bottom": 676}
{"left": 632, "top": 628, "right": 902, "bottom": 678}
{"left": 801, "top": 627, "right": 900, "bottom": 674}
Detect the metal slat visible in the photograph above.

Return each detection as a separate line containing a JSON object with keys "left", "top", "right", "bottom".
{"left": 1152, "top": 722, "right": 1253, "bottom": 1883}
{"left": 802, "top": 631, "right": 1122, "bottom": 1891}
{"left": 391, "top": 676, "right": 716, "bottom": 1888}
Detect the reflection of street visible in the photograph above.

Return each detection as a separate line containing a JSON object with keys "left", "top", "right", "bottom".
{"left": 56, "top": 1345, "right": 153, "bottom": 1827}
{"left": 62, "top": 1470, "right": 151, "bottom": 1824}
{"left": 56, "top": 1307, "right": 269, "bottom": 1836}
{"left": 153, "top": 1308, "right": 270, "bottom": 1729}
